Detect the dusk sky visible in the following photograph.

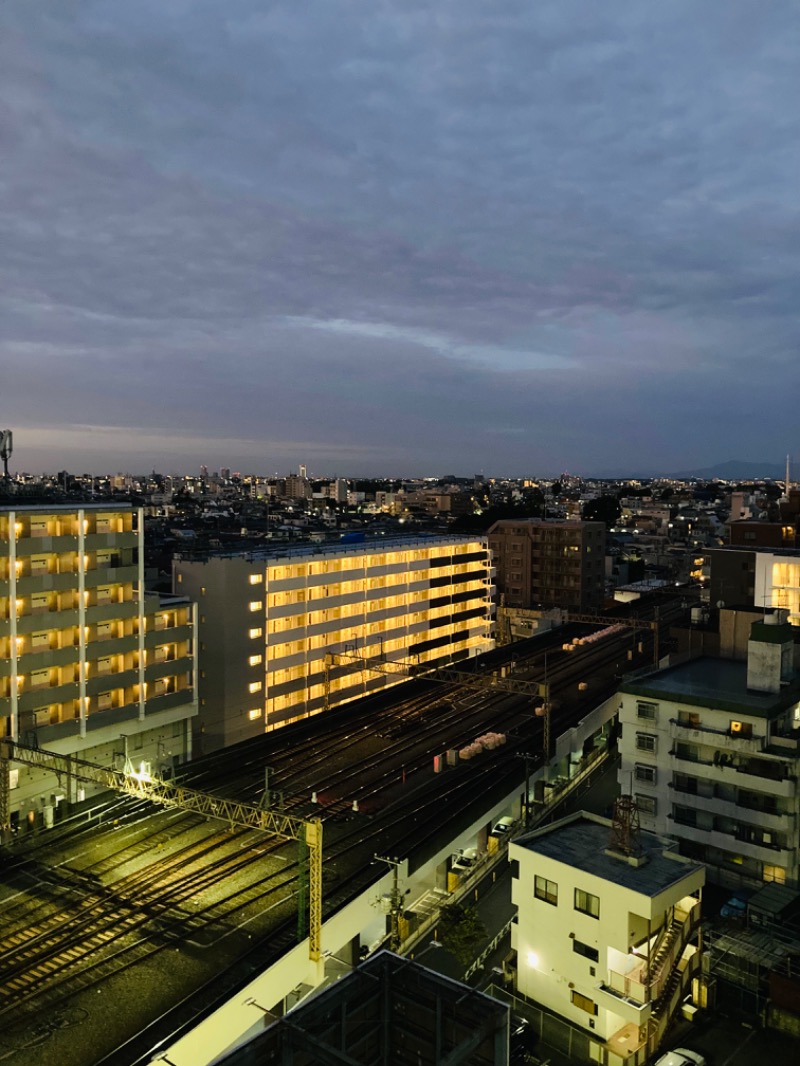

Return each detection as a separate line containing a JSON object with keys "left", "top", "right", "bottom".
{"left": 3, "top": 2, "right": 799, "bottom": 478}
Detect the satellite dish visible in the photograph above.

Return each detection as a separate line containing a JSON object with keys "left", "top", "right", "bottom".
{"left": 716, "top": 600, "right": 725, "bottom": 609}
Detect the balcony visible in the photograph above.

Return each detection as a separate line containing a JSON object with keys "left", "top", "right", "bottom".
{"left": 669, "top": 786, "right": 791, "bottom": 831}
{"left": 670, "top": 719, "right": 764, "bottom": 755}
{"left": 667, "top": 818, "right": 793, "bottom": 865}
{"left": 669, "top": 750, "right": 796, "bottom": 797}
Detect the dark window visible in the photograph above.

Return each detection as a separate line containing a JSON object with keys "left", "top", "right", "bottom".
{"left": 573, "top": 939, "right": 599, "bottom": 962}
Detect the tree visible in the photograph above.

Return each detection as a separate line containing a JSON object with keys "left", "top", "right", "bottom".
{"left": 582, "top": 494, "right": 621, "bottom": 528}
{"left": 436, "top": 902, "right": 488, "bottom": 968}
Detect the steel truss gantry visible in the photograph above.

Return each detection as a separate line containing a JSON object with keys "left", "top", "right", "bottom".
{"left": 0, "top": 740, "right": 323, "bottom": 961}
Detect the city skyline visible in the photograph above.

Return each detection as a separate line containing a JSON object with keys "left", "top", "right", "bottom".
{"left": 4, "top": 3, "right": 800, "bottom": 476}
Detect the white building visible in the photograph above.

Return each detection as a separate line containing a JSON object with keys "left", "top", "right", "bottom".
{"left": 619, "top": 612, "right": 800, "bottom": 888}
{"left": 1, "top": 503, "right": 197, "bottom": 828}
{"left": 510, "top": 812, "right": 704, "bottom": 1066}
{"left": 174, "top": 535, "right": 495, "bottom": 752}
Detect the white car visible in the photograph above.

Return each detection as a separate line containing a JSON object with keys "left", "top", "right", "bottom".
{"left": 653, "top": 1050, "right": 706, "bottom": 1066}
{"left": 491, "top": 816, "right": 515, "bottom": 836}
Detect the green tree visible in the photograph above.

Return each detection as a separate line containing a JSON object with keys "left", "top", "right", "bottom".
{"left": 582, "top": 494, "right": 621, "bottom": 528}
{"left": 436, "top": 902, "right": 487, "bottom": 968}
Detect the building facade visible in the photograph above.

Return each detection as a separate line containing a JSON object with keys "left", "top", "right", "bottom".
{"left": 510, "top": 812, "right": 704, "bottom": 1065}
{"left": 487, "top": 519, "right": 605, "bottom": 614}
{"left": 1, "top": 503, "right": 197, "bottom": 827}
{"left": 619, "top": 615, "right": 800, "bottom": 889}
{"left": 174, "top": 535, "right": 495, "bottom": 752}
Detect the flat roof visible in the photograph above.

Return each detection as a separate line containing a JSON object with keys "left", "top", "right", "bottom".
{"left": 518, "top": 813, "right": 702, "bottom": 896}
{"left": 174, "top": 532, "right": 487, "bottom": 564}
{"left": 0, "top": 501, "right": 132, "bottom": 513}
{"left": 621, "top": 657, "right": 800, "bottom": 719}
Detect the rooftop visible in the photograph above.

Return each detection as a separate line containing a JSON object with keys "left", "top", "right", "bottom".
{"left": 517, "top": 813, "right": 702, "bottom": 896}
{"left": 174, "top": 532, "right": 487, "bottom": 564}
{"left": 621, "top": 656, "right": 800, "bottom": 719}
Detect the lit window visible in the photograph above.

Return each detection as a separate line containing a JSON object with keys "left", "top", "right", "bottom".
{"left": 249, "top": 627, "right": 263, "bottom": 639}
{"left": 249, "top": 601, "right": 263, "bottom": 612}
{"left": 248, "top": 708, "right": 262, "bottom": 721}
{"left": 534, "top": 876, "right": 558, "bottom": 906}
{"left": 574, "top": 889, "right": 600, "bottom": 919}
{"left": 248, "top": 654, "right": 263, "bottom": 666}
{"left": 248, "top": 681, "right": 262, "bottom": 694}
{"left": 249, "top": 574, "right": 263, "bottom": 585}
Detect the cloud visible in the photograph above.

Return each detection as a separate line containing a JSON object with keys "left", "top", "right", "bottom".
{"left": 2, "top": 1, "right": 800, "bottom": 475}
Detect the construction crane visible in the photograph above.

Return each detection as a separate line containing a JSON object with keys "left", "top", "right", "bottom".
{"left": 0, "top": 740, "right": 323, "bottom": 962}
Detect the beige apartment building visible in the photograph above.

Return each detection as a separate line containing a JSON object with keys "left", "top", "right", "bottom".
{"left": 487, "top": 518, "right": 606, "bottom": 614}
{"left": 0, "top": 503, "right": 197, "bottom": 828}
{"left": 174, "top": 535, "right": 495, "bottom": 753}
{"left": 619, "top": 612, "right": 800, "bottom": 889}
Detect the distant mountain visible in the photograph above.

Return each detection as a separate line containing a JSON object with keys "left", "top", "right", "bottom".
{"left": 671, "top": 460, "right": 785, "bottom": 481}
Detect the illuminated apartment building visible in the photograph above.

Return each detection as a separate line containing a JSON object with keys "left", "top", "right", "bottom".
{"left": 173, "top": 535, "right": 495, "bottom": 752}
{"left": 1, "top": 503, "right": 197, "bottom": 828}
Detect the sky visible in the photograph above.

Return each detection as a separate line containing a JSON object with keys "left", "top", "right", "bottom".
{"left": 2, "top": 2, "right": 799, "bottom": 479}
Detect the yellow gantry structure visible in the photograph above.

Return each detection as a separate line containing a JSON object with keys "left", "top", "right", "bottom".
{"left": 0, "top": 741, "right": 323, "bottom": 961}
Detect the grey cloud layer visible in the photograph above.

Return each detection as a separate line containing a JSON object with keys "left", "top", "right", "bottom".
{"left": 2, "top": 1, "right": 799, "bottom": 474}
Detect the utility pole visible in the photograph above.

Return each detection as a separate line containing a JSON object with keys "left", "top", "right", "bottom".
{"left": 375, "top": 855, "right": 403, "bottom": 950}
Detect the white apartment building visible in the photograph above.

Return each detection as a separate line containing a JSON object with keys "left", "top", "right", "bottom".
{"left": 1, "top": 503, "right": 197, "bottom": 829}
{"left": 173, "top": 535, "right": 495, "bottom": 753}
{"left": 511, "top": 812, "right": 704, "bottom": 1066}
{"left": 619, "top": 612, "right": 800, "bottom": 888}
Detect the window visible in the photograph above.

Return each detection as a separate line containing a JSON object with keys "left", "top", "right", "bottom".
{"left": 249, "top": 574, "right": 263, "bottom": 585}
{"left": 572, "top": 939, "right": 599, "bottom": 962}
{"left": 634, "top": 763, "right": 656, "bottom": 785}
{"left": 534, "top": 876, "right": 558, "bottom": 906}
{"left": 574, "top": 889, "right": 599, "bottom": 919}
{"left": 636, "top": 701, "right": 658, "bottom": 722}
{"left": 248, "top": 654, "right": 263, "bottom": 667}
{"left": 249, "top": 627, "right": 263, "bottom": 639}
{"left": 636, "top": 733, "right": 657, "bottom": 754}
{"left": 249, "top": 601, "right": 263, "bottom": 612}
{"left": 248, "top": 708, "right": 262, "bottom": 721}
{"left": 730, "top": 721, "right": 753, "bottom": 739}
{"left": 636, "top": 794, "right": 657, "bottom": 815}
{"left": 248, "top": 681, "right": 262, "bottom": 694}
{"left": 678, "top": 711, "right": 700, "bottom": 728}
{"left": 570, "top": 990, "right": 597, "bottom": 1016}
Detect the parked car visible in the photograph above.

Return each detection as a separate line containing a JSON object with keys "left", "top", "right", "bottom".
{"left": 653, "top": 1049, "right": 706, "bottom": 1066}
{"left": 491, "top": 816, "right": 515, "bottom": 837}
{"left": 451, "top": 847, "right": 478, "bottom": 872}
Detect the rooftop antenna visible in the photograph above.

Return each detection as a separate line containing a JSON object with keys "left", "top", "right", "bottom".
{"left": 0, "top": 429, "right": 12, "bottom": 480}
{"left": 610, "top": 794, "right": 641, "bottom": 858}
{"left": 786, "top": 454, "right": 791, "bottom": 498}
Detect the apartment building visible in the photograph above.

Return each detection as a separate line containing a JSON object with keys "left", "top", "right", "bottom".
{"left": 619, "top": 612, "right": 800, "bottom": 888}
{"left": 174, "top": 535, "right": 495, "bottom": 753}
{"left": 1, "top": 503, "right": 197, "bottom": 827}
{"left": 710, "top": 544, "right": 800, "bottom": 624}
{"left": 510, "top": 812, "right": 704, "bottom": 1065}
{"left": 487, "top": 519, "right": 605, "bottom": 614}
